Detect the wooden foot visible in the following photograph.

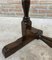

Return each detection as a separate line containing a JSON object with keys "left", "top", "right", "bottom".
{"left": 2, "top": 26, "right": 52, "bottom": 58}
{"left": 2, "top": 27, "right": 42, "bottom": 58}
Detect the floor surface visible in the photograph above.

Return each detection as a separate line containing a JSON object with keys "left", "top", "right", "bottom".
{"left": 0, "top": 17, "right": 52, "bottom": 60}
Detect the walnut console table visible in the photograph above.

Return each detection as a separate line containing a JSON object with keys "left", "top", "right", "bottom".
{"left": 2, "top": 0, "right": 52, "bottom": 58}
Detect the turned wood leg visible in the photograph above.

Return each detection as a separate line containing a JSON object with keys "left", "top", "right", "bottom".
{"left": 2, "top": 0, "right": 32, "bottom": 58}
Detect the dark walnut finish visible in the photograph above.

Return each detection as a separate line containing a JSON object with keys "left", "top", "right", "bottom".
{"left": 2, "top": 0, "right": 52, "bottom": 58}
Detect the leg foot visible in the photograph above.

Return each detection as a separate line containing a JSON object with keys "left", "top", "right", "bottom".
{"left": 2, "top": 37, "right": 22, "bottom": 58}
{"left": 2, "top": 27, "right": 43, "bottom": 58}
{"left": 2, "top": 26, "right": 52, "bottom": 58}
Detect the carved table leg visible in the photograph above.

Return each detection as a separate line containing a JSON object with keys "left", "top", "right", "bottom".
{"left": 2, "top": 0, "right": 52, "bottom": 58}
